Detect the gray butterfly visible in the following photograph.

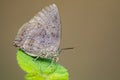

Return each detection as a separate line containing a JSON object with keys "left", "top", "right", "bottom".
{"left": 13, "top": 4, "right": 61, "bottom": 61}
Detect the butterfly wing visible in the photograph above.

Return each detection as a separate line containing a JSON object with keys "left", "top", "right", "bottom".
{"left": 13, "top": 4, "right": 61, "bottom": 57}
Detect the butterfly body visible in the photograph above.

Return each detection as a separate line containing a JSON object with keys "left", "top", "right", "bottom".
{"left": 14, "top": 4, "right": 61, "bottom": 60}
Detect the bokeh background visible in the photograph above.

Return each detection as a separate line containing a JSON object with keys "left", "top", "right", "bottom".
{"left": 0, "top": 0, "right": 120, "bottom": 80}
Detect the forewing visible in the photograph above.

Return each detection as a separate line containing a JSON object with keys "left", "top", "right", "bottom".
{"left": 13, "top": 4, "right": 61, "bottom": 56}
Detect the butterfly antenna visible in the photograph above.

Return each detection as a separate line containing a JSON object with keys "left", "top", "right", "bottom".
{"left": 61, "top": 47, "right": 74, "bottom": 50}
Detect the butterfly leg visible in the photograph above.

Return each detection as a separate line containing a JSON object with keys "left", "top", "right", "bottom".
{"left": 46, "top": 56, "right": 58, "bottom": 70}
{"left": 33, "top": 56, "right": 40, "bottom": 61}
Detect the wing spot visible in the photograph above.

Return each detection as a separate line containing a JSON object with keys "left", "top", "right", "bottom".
{"left": 51, "top": 32, "right": 55, "bottom": 37}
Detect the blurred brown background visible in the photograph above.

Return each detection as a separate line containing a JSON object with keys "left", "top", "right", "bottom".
{"left": 0, "top": 0, "right": 120, "bottom": 80}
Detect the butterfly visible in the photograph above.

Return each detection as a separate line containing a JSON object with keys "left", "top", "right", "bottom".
{"left": 13, "top": 4, "right": 61, "bottom": 61}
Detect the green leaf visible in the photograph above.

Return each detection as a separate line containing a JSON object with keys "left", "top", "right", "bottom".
{"left": 17, "top": 49, "right": 69, "bottom": 80}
